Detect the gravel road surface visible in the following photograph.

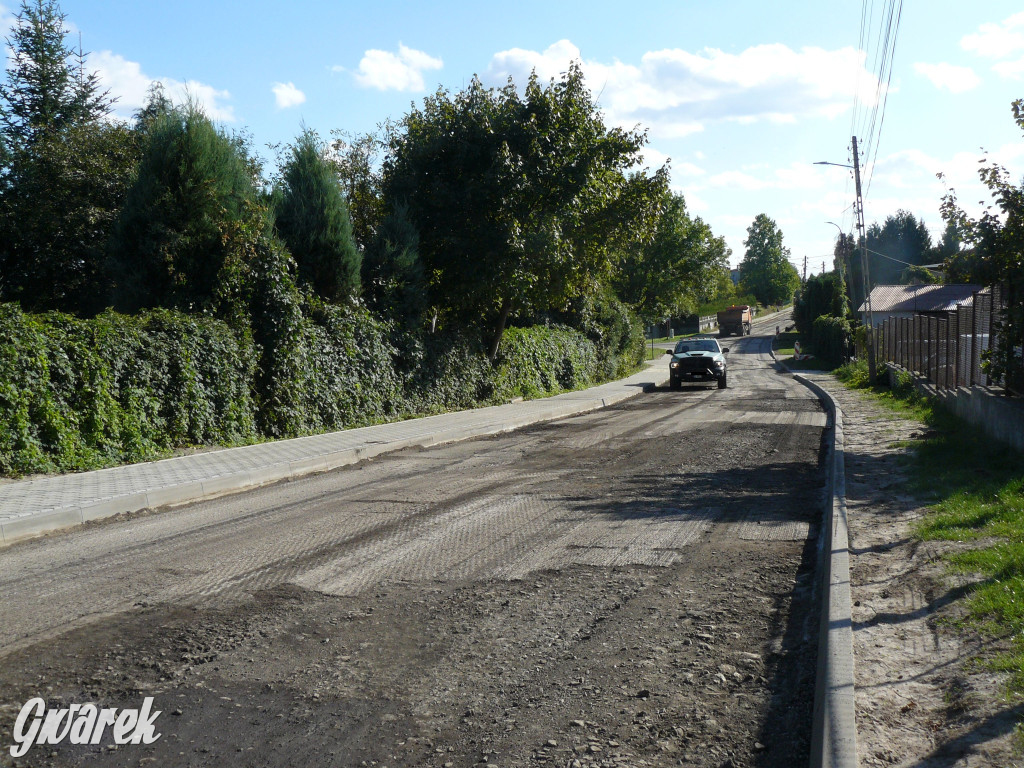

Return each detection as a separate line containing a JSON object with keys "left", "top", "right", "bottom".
{"left": 0, "top": 324, "right": 829, "bottom": 768}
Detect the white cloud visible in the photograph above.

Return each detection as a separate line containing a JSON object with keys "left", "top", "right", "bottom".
{"left": 1, "top": 3, "right": 16, "bottom": 65}
{"left": 638, "top": 145, "right": 671, "bottom": 173}
{"left": 707, "top": 162, "right": 828, "bottom": 192}
{"left": 673, "top": 161, "right": 706, "bottom": 177}
{"left": 485, "top": 40, "right": 880, "bottom": 140}
{"left": 675, "top": 187, "right": 709, "bottom": 213}
{"left": 272, "top": 81, "right": 305, "bottom": 109}
{"left": 961, "top": 12, "right": 1024, "bottom": 59}
{"left": 913, "top": 62, "right": 981, "bottom": 93}
{"left": 352, "top": 43, "right": 442, "bottom": 92}
{"left": 91, "top": 50, "right": 236, "bottom": 122}
{"left": 708, "top": 170, "right": 770, "bottom": 191}
{"left": 993, "top": 56, "right": 1024, "bottom": 80}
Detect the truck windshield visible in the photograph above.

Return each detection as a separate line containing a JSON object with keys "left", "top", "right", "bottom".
{"left": 674, "top": 339, "right": 719, "bottom": 354}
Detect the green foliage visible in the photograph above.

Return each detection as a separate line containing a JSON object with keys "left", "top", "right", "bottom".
{"left": 940, "top": 99, "right": 1024, "bottom": 393}
{"left": 738, "top": 214, "right": 800, "bottom": 305}
{"left": 0, "top": 120, "right": 140, "bottom": 313}
{"left": 809, "top": 315, "right": 850, "bottom": 366}
{"left": 793, "top": 272, "right": 847, "bottom": 340}
{"left": 834, "top": 358, "right": 871, "bottom": 389}
{"left": 867, "top": 210, "right": 933, "bottom": 284}
{"left": 274, "top": 129, "right": 361, "bottom": 302}
{"left": 0, "top": 0, "right": 135, "bottom": 314}
{"left": 361, "top": 202, "right": 426, "bottom": 325}
{"left": 297, "top": 300, "right": 404, "bottom": 430}
{"left": 899, "top": 264, "right": 939, "bottom": 285}
{"left": 383, "top": 64, "right": 667, "bottom": 354}
{"left": 492, "top": 326, "right": 597, "bottom": 400}
{"left": 555, "top": 289, "right": 645, "bottom": 380}
{"left": 108, "top": 103, "right": 259, "bottom": 313}
{"left": 0, "top": 302, "right": 257, "bottom": 476}
{"left": 0, "top": 0, "right": 111, "bottom": 151}
{"left": 613, "top": 191, "right": 731, "bottom": 321}
{"left": 330, "top": 130, "right": 385, "bottom": 252}
{"left": 2, "top": 291, "right": 621, "bottom": 475}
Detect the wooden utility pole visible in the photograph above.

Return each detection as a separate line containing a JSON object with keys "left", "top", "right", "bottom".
{"left": 852, "top": 136, "right": 876, "bottom": 381}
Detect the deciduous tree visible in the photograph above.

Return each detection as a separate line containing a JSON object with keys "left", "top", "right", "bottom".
{"left": 383, "top": 64, "right": 667, "bottom": 357}
{"left": 738, "top": 214, "right": 799, "bottom": 306}
{"left": 613, "top": 191, "right": 730, "bottom": 321}
{"left": 940, "top": 98, "right": 1024, "bottom": 391}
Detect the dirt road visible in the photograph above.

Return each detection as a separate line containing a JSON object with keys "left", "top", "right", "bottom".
{"left": 0, "top": 328, "right": 829, "bottom": 768}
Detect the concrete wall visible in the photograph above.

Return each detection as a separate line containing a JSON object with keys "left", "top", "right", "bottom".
{"left": 887, "top": 364, "right": 1024, "bottom": 453}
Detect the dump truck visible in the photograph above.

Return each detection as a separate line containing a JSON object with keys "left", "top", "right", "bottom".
{"left": 716, "top": 305, "right": 753, "bottom": 337}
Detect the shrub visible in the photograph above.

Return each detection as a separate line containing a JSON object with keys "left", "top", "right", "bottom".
{"left": 492, "top": 325, "right": 598, "bottom": 401}
{"left": 810, "top": 315, "right": 850, "bottom": 367}
{"left": 0, "top": 303, "right": 257, "bottom": 476}
{"left": 0, "top": 301, "right": 622, "bottom": 476}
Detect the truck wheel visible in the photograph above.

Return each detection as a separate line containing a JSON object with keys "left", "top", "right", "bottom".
{"left": 670, "top": 378, "right": 681, "bottom": 390}
{"left": 718, "top": 373, "right": 728, "bottom": 389}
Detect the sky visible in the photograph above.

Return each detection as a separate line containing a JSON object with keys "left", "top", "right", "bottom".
{"left": 3, "top": 0, "right": 1024, "bottom": 273}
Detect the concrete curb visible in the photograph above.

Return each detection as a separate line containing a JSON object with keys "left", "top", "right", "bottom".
{"left": 794, "top": 374, "right": 858, "bottom": 768}
{"left": 0, "top": 368, "right": 668, "bottom": 547}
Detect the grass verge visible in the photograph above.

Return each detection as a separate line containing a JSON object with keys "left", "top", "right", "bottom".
{"left": 836, "top": 359, "right": 1024, "bottom": 695}
{"left": 772, "top": 331, "right": 836, "bottom": 371}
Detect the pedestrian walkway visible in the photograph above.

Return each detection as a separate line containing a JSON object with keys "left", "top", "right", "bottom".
{"left": 0, "top": 359, "right": 670, "bottom": 546}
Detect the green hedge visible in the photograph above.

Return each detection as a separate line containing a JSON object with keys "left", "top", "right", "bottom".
{"left": 810, "top": 315, "right": 851, "bottom": 366}
{"left": 1, "top": 302, "right": 621, "bottom": 477}
{"left": 0, "top": 304, "right": 257, "bottom": 475}
{"left": 492, "top": 325, "right": 598, "bottom": 400}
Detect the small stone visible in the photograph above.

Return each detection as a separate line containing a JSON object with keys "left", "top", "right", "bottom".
{"left": 545, "top": 740, "right": 558, "bottom": 748}
{"left": 635, "top": 689, "right": 651, "bottom": 699}
{"left": 754, "top": 742, "right": 766, "bottom": 751}
{"left": 571, "top": 719, "right": 586, "bottom": 728}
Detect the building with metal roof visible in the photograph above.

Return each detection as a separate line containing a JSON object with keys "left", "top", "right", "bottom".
{"left": 857, "top": 284, "right": 983, "bottom": 326}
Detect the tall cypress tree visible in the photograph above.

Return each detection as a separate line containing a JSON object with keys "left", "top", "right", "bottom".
{"left": 0, "top": 0, "right": 130, "bottom": 313}
{"left": 274, "top": 129, "right": 361, "bottom": 302}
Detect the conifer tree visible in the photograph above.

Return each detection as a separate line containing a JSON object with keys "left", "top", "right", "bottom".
{"left": 275, "top": 129, "right": 361, "bottom": 302}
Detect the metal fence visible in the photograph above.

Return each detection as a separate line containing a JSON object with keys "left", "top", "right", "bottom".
{"left": 877, "top": 286, "right": 1018, "bottom": 393}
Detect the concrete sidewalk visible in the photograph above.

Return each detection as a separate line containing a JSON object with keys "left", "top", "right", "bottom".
{"left": 0, "top": 359, "right": 670, "bottom": 547}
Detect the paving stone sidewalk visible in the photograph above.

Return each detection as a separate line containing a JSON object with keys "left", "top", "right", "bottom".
{"left": 0, "top": 360, "right": 670, "bottom": 546}
{"left": 800, "top": 371, "right": 1021, "bottom": 768}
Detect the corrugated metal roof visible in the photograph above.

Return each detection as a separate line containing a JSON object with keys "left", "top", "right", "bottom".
{"left": 857, "top": 284, "right": 983, "bottom": 314}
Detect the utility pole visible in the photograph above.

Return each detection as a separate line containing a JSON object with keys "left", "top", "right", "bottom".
{"left": 851, "top": 136, "right": 876, "bottom": 381}
{"left": 803, "top": 255, "right": 807, "bottom": 283}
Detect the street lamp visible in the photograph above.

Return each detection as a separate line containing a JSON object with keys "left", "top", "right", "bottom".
{"left": 815, "top": 143, "right": 877, "bottom": 381}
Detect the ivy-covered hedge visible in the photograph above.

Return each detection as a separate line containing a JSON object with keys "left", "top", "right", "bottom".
{"left": 492, "top": 325, "right": 598, "bottom": 400}
{"left": 0, "top": 304, "right": 257, "bottom": 475}
{"left": 1, "top": 301, "right": 628, "bottom": 476}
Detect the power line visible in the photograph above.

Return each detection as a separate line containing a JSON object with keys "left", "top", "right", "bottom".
{"left": 865, "top": 0, "right": 903, "bottom": 197}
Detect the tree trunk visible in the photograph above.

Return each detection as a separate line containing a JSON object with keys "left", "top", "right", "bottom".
{"left": 488, "top": 299, "right": 512, "bottom": 361}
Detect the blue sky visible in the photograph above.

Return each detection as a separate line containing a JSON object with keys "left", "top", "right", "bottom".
{"left": 4, "top": 0, "right": 1024, "bottom": 272}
